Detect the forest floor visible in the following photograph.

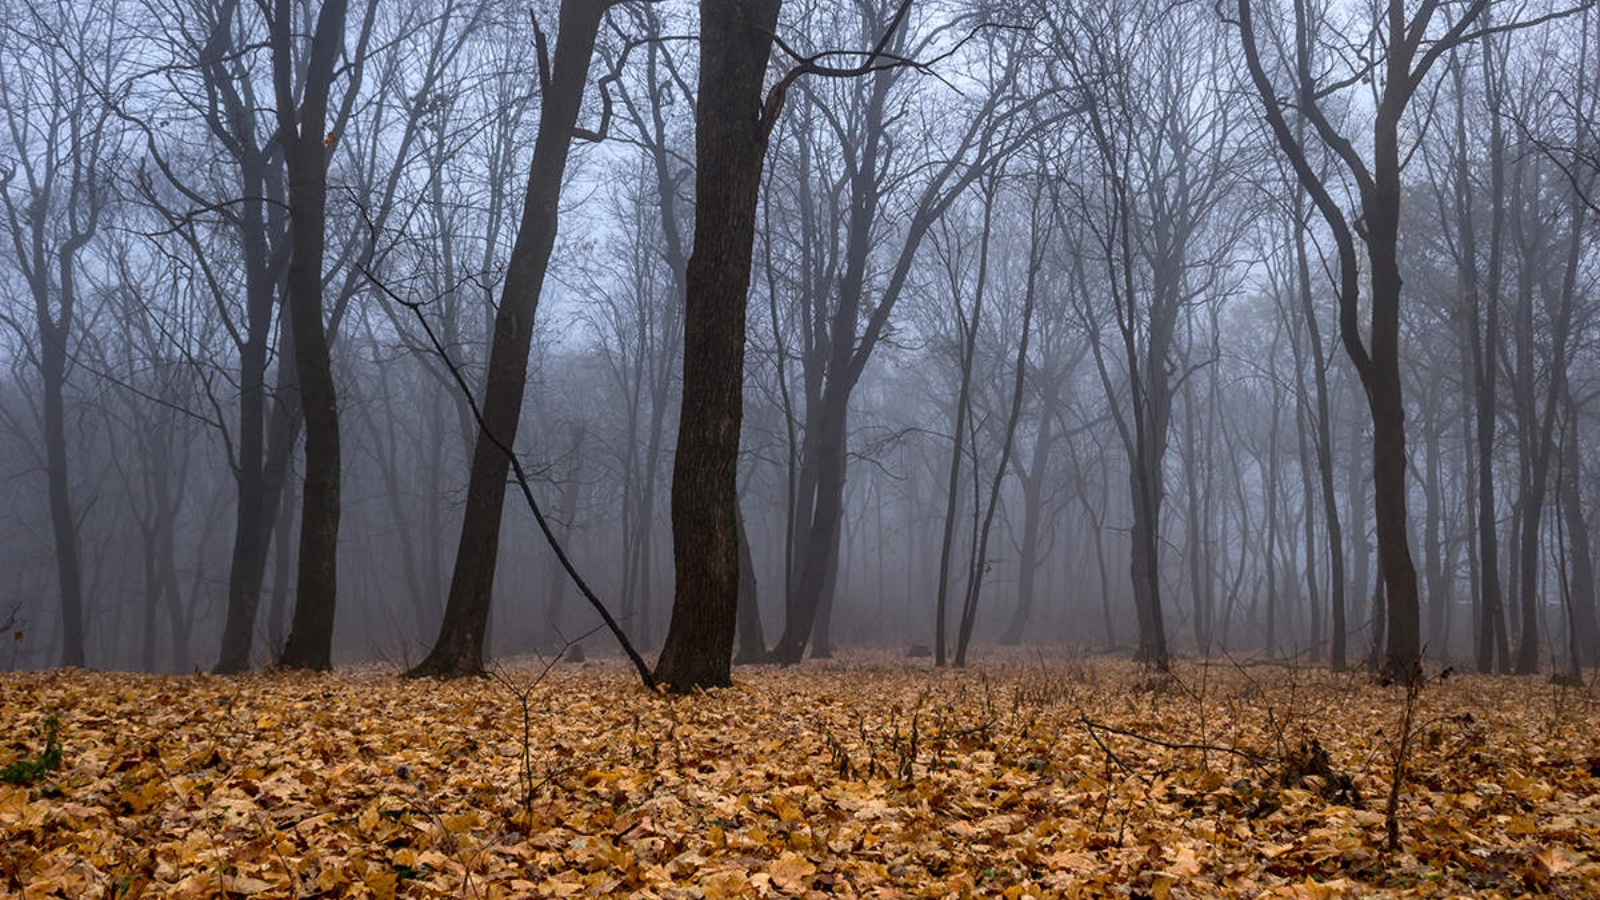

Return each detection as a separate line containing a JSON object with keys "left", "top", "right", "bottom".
{"left": 2, "top": 651, "right": 1598, "bottom": 899}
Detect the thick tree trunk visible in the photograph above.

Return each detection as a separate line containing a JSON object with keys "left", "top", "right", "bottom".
{"left": 408, "top": 0, "right": 613, "bottom": 677}
{"left": 275, "top": 143, "right": 343, "bottom": 671}
{"left": 652, "top": 0, "right": 781, "bottom": 692}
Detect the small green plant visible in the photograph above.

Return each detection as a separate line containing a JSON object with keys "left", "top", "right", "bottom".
{"left": 1, "top": 714, "right": 62, "bottom": 785}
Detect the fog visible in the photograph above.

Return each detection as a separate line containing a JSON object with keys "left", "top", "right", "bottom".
{"left": 0, "top": 0, "right": 1595, "bottom": 682}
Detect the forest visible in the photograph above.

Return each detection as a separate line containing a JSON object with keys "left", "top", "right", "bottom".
{"left": 2, "top": 0, "right": 1600, "bottom": 894}
{"left": 2, "top": 0, "right": 1599, "bottom": 685}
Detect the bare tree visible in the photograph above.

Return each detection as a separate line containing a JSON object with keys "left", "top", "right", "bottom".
{"left": 1230, "top": 0, "right": 1578, "bottom": 677}
{"left": 652, "top": 0, "right": 783, "bottom": 691}
{"left": 408, "top": 0, "right": 624, "bottom": 678}
{"left": 1048, "top": 0, "right": 1242, "bottom": 669}
{"left": 0, "top": 0, "right": 127, "bottom": 667}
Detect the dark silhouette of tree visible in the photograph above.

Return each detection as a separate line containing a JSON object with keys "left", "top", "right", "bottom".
{"left": 272, "top": 0, "right": 367, "bottom": 670}
{"left": 766, "top": 9, "right": 1040, "bottom": 664}
{"left": 0, "top": 0, "right": 123, "bottom": 667}
{"left": 652, "top": 0, "right": 784, "bottom": 692}
{"left": 407, "top": 0, "right": 623, "bottom": 679}
{"left": 1232, "top": 0, "right": 1578, "bottom": 678}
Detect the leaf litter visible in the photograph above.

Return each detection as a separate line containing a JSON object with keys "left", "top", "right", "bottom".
{"left": 2, "top": 656, "right": 1597, "bottom": 898}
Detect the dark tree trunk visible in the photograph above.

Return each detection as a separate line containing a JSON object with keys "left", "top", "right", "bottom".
{"left": 541, "top": 441, "right": 583, "bottom": 647}
{"left": 274, "top": 0, "right": 350, "bottom": 671}
{"left": 209, "top": 0, "right": 294, "bottom": 673}
{"left": 955, "top": 207, "right": 1037, "bottom": 667}
{"left": 1456, "top": 65, "right": 1509, "bottom": 672}
{"left": 1001, "top": 407, "right": 1054, "bottom": 646}
{"left": 768, "top": 42, "right": 1022, "bottom": 664}
{"left": 408, "top": 0, "right": 614, "bottom": 678}
{"left": 1236, "top": 0, "right": 1488, "bottom": 682}
{"left": 932, "top": 218, "right": 989, "bottom": 668}
{"left": 1365, "top": 101, "right": 1421, "bottom": 681}
{"left": 266, "top": 472, "right": 297, "bottom": 654}
{"left": 652, "top": 0, "right": 781, "bottom": 692}
{"left": 37, "top": 322, "right": 86, "bottom": 668}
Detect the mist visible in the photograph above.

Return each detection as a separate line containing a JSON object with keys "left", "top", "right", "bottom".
{"left": 1, "top": 0, "right": 1596, "bottom": 684}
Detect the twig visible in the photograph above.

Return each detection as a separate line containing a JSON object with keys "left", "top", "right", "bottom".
{"left": 1080, "top": 715, "right": 1270, "bottom": 769}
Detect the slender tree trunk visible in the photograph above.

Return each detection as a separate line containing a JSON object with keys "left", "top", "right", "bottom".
{"left": 1263, "top": 361, "right": 1282, "bottom": 654}
{"left": 274, "top": 0, "right": 350, "bottom": 671}
{"left": 1001, "top": 410, "right": 1053, "bottom": 646}
{"left": 734, "top": 503, "right": 766, "bottom": 662}
{"left": 40, "top": 331, "right": 86, "bottom": 668}
{"left": 1294, "top": 196, "right": 1347, "bottom": 669}
{"left": 956, "top": 207, "right": 1038, "bottom": 666}
{"left": 543, "top": 448, "right": 583, "bottom": 646}
{"left": 1424, "top": 415, "right": 1447, "bottom": 656}
{"left": 1455, "top": 59, "right": 1509, "bottom": 673}
{"left": 266, "top": 472, "right": 296, "bottom": 655}
{"left": 408, "top": 0, "right": 614, "bottom": 677}
{"left": 1560, "top": 410, "right": 1600, "bottom": 667}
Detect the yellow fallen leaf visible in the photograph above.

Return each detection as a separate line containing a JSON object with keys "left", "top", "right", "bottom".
{"left": 364, "top": 866, "right": 398, "bottom": 900}
{"left": 701, "top": 868, "right": 753, "bottom": 900}
{"left": 221, "top": 875, "right": 273, "bottom": 895}
{"left": 1538, "top": 845, "right": 1586, "bottom": 876}
{"left": 1166, "top": 844, "right": 1203, "bottom": 877}
{"left": 1507, "top": 815, "right": 1538, "bottom": 836}
{"left": 770, "top": 851, "right": 815, "bottom": 893}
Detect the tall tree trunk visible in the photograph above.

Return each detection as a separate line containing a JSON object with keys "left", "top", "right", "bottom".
{"left": 956, "top": 201, "right": 1039, "bottom": 666}
{"left": 1263, "top": 356, "right": 1282, "bottom": 654}
{"left": 1294, "top": 191, "right": 1347, "bottom": 669}
{"left": 1424, "top": 414, "right": 1447, "bottom": 656}
{"left": 1001, "top": 409, "right": 1053, "bottom": 646}
{"left": 267, "top": 472, "right": 297, "bottom": 655}
{"left": 652, "top": 0, "right": 781, "bottom": 692}
{"left": 408, "top": 0, "right": 614, "bottom": 677}
{"left": 1365, "top": 98, "right": 1421, "bottom": 680}
{"left": 1453, "top": 53, "right": 1509, "bottom": 673}
{"left": 542, "top": 447, "right": 583, "bottom": 646}
{"left": 274, "top": 0, "right": 351, "bottom": 671}
{"left": 40, "top": 330, "right": 86, "bottom": 668}
{"left": 208, "top": 0, "right": 294, "bottom": 674}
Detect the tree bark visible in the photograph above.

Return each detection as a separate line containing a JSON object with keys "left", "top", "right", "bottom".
{"left": 408, "top": 0, "right": 615, "bottom": 677}
{"left": 652, "top": 0, "right": 781, "bottom": 692}
{"left": 274, "top": 0, "right": 351, "bottom": 671}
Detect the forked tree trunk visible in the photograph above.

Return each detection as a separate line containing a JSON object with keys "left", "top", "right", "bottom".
{"left": 274, "top": 0, "right": 351, "bottom": 671}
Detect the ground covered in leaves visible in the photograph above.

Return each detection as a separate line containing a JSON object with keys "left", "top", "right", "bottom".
{"left": 3, "top": 654, "right": 1599, "bottom": 899}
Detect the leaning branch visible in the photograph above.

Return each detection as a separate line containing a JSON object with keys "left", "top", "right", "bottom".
{"left": 357, "top": 264, "right": 658, "bottom": 691}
